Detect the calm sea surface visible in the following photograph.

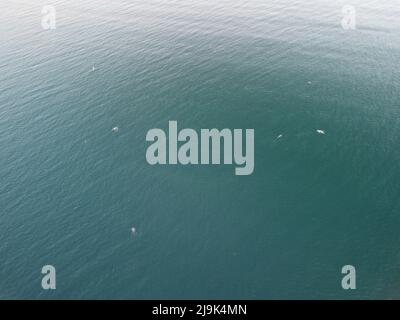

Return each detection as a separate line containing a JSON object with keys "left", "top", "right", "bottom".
{"left": 1, "top": 0, "right": 400, "bottom": 299}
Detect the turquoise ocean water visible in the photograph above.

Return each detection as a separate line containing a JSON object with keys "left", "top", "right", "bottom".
{"left": 1, "top": 0, "right": 400, "bottom": 299}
